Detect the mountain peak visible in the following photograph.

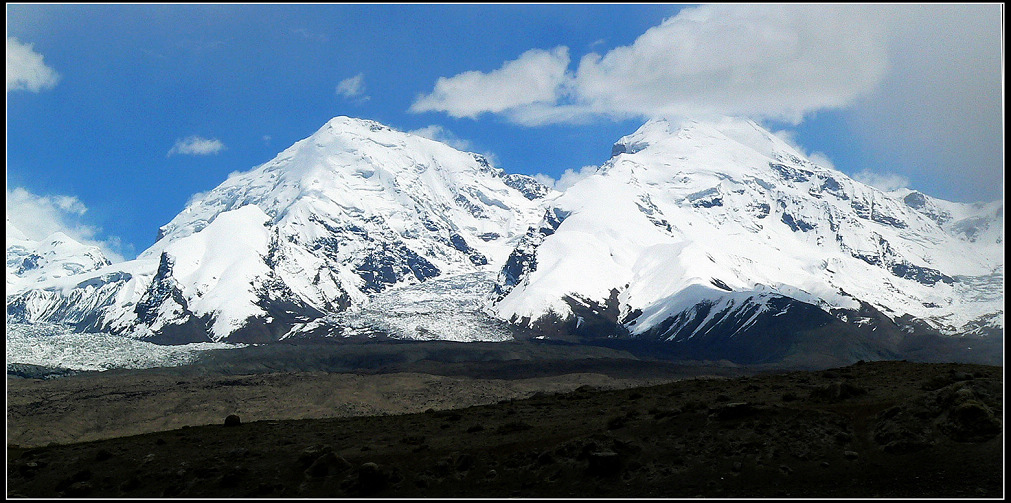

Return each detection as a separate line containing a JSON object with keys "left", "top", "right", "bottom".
{"left": 321, "top": 115, "right": 395, "bottom": 135}
{"left": 498, "top": 115, "right": 1003, "bottom": 343}
{"left": 612, "top": 115, "right": 810, "bottom": 170}
{"left": 11, "top": 115, "right": 551, "bottom": 342}
{"left": 6, "top": 226, "right": 112, "bottom": 295}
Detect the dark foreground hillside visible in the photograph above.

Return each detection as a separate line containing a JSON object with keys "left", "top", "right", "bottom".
{"left": 7, "top": 360, "right": 1002, "bottom": 498}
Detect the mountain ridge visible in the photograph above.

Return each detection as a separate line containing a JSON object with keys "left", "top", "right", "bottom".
{"left": 492, "top": 116, "right": 1002, "bottom": 346}
{"left": 5, "top": 115, "right": 1003, "bottom": 363}
{"left": 7, "top": 116, "right": 552, "bottom": 343}
{"left": 6, "top": 217, "right": 112, "bottom": 296}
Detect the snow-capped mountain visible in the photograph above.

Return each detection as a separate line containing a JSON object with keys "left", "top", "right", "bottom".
{"left": 5, "top": 115, "right": 1002, "bottom": 362}
{"left": 6, "top": 117, "right": 552, "bottom": 343}
{"left": 493, "top": 116, "right": 1003, "bottom": 349}
{"left": 6, "top": 217, "right": 112, "bottom": 296}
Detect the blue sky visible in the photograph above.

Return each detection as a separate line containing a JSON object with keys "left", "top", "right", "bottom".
{"left": 6, "top": 4, "right": 1004, "bottom": 261}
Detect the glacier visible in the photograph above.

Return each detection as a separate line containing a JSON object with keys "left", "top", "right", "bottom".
{"left": 6, "top": 322, "right": 240, "bottom": 373}
{"left": 289, "top": 271, "right": 517, "bottom": 342}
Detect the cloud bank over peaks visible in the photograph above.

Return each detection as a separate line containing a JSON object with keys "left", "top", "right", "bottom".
{"left": 410, "top": 5, "right": 889, "bottom": 126}
{"left": 847, "top": 3, "right": 1003, "bottom": 203}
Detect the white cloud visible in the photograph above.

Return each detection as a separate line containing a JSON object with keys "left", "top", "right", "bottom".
{"left": 573, "top": 5, "right": 888, "bottom": 124}
{"left": 6, "top": 37, "right": 60, "bottom": 93}
{"left": 336, "top": 73, "right": 369, "bottom": 101}
{"left": 408, "top": 125, "right": 474, "bottom": 152}
{"left": 852, "top": 170, "right": 910, "bottom": 192}
{"left": 531, "top": 173, "right": 557, "bottom": 189}
{"left": 534, "top": 165, "right": 600, "bottom": 192}
{"left": 6, "top": 187, "right": 127, "bottom": 262}
{"left": 409, "top": 4, "right": 1000, "bottom": 203}
{"left": 292, "top": 27, "right": 328, "bottom": 43}
{"left": 772, "top": 129, "right": 835, "bottom": 170}
{"left": 168, "top": 136, "right": 226, "bottom": 156}
{"left": 410, "top": 47, "right": 572, "bottom": 119}
{"left": 846, "top": 4, "right": 1003, "bottom": 202}
{"left": 183, "top": 189, "right": 212, "bottom": 209}
{"left": 412, "top": 5, "right": 889, "bottom": 125}
{"left": 807, "top": 152, "right": 836, "bottom": 171}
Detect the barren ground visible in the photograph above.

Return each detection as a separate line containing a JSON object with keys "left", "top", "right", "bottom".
{"left": 6, "top": 346, "right": 1002, "bottom": 498}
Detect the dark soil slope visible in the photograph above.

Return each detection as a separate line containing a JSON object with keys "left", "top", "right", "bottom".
{"left": 7, "top": 361, "right": 1002, "bottom": 498}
